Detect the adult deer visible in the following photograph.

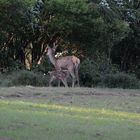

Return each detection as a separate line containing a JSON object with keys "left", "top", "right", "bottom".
{"left": 38, "top": 45, "right": 80, "bottom": 87}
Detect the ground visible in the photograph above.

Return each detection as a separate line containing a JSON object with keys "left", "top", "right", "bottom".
{"left": 0, "top": 87, "right": 140, "bottom": 140}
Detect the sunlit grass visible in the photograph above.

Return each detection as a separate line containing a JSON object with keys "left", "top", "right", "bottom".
{"left": 0, "top": 100, "right": 140, "bottom": 121}
{"left": 0, "top": 87, "right": 140, "bottom": 140}
{"left": 0, "top": 99, "right": 140, "bottom": 140}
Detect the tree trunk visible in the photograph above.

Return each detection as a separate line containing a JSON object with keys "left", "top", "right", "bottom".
{"left": 25, "top": 42, "right": 33, "bottom": 70}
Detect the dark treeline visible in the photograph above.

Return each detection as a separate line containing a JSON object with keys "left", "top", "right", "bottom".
{"left": 0, "top": 0, "right": 140, "bottom": 87}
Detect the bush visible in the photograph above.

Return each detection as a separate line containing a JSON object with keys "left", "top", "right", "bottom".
{"left": 79, "top": 58, "right": 100, "bottom": 87}
{"left": 11, "top": 70, "right": 49, "bottom": 86}
{"left": 79, "top": 56, "right": 140, "bottom": 89}
{"left": 100, "top": 72, "right": 140, "bottom": 89}
{"left": 79, "top": 56, "right": 118, "bottom": 87}
{"left": 0, "top": 73, "right": 13, "bottom": 87}
{"left": 0, "top": 79, "right": 13, "bottom": 87}
{"left": 0, "top": 70, "right": 49, "bottom": 87}
{"left": 135, "top": 68, "right": 140, "bottom": 79}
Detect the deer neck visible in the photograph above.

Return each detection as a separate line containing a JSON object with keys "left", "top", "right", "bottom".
{"left": 48, "top": 52, "right": 56, "bottom": 66}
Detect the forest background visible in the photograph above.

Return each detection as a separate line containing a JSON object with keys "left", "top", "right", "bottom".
{"left": 0, "top": 0, "right": 140, "bottom": 88}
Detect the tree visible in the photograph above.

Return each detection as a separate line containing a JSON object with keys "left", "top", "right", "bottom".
{"left": 0, "top": 0, "right": 139, "bottom": 77}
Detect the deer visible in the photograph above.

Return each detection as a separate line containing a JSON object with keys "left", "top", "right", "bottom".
{"left": 48, "top": 69, "right": 70, "bottom": 87}
{"left": 38, "top": 45, "right": 80, "bottom": 87}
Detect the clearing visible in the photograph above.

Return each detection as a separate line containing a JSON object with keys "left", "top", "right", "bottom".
{"left": 0, "top": 87, "right": 140, "bottom": 140}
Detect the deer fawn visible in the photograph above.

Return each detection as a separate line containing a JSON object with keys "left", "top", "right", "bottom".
{"left": 48, "top": 69, "right": 70, "bottom": 87}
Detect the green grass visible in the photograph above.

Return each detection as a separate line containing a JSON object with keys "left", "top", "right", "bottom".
{"left": 0, "top": 87, "right": 140, "bottom": 140}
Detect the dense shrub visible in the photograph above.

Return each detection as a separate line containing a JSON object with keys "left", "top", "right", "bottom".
{"left": 79, "top": 56, "right": 118, "bottom": 87}
{"left": 136, "top": 68, "right": 140, "bottom": 79}
{"left": 79, "top": 58, "right": 100, "bottom": 87}
{"left": 100, "top": 73, "right": 140, "bottom": 89}
{"left": 11, "top": 70, "right": 49, "bottom": 86}
{"left": 79, "top": 56, "right": 140, "bottom": 89}
{"left": 0, "top": 61, "right": 139, "bottom": 89}
{"left": 0, "top": 74, "right": 13, "bottom": 87}
{"left": 0, "top": 70, "right": 49, "bottom": 87}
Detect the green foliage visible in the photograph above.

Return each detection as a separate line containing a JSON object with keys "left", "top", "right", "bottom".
{"left": 0, "top": 0, "right": 35, "bottom": 36}
{"left": 100, "top": 72, "right": 140, "bottom": 89}
{"left": 79, "top": 54, "right": 140, "bottom": 89}
{"left": 79, "top": 54, "right": 119, "bottom": 87}
{"left": 79, "top": 58, "right": 100, "bottom": 87}
{"left": 0, "top": 74, "right": 13, "bottom": 87}
{"left": 0, "top": 0, "right": 140, "bottom": 87}
{"left": 11, "top": 70, "right": 49, "bottom": 86}
{"left": 0, "top": 70, "right": 49, "bottom": 87}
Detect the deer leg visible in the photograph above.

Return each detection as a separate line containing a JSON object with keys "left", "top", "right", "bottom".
{"left": 49, "top": 76, "right": 56, "bottom": 87}
{"left": 61, "top": 78, "right": 68, "bottom": 87}
{"left": 75, "top": 68, "right": 80, "bottom": 87}
{"left": 57, "top": 73, "right": 68, "bottom": 87}
{"left": 72, "top": 77, "right": 76, "bottom": 87}
{"left": 49, "top": 78, "right": 53, "bottom": 87}
{"left": 69, "top": 71, "right": 76, "bottom": 87}
{"left": 49, "top": 78, "right": 52, "bottom": 87}
{"left": 57, "top": 79, "right": 60, "bottom": 87}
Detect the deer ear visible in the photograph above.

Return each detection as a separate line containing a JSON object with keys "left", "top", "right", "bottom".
{"left": 52, "top": 42, "right": 58, "bottom": 52}
{"left": 52, "top": 48, "right": 56, "bottom": 52}
{"left": 44, "top": 46, "right": 49, "bottom": 53}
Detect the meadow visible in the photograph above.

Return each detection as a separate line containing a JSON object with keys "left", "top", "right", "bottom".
{"left": 0, "top": 87, "right": 140, "bottom": 140}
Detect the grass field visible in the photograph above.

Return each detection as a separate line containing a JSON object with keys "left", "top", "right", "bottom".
{"left": 0, "top": 87, "right": 140, "bottom": 140}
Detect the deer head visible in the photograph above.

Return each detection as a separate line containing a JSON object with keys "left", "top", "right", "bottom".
{"left": 37, "top": 45, "right": 54, "bottom": 65}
